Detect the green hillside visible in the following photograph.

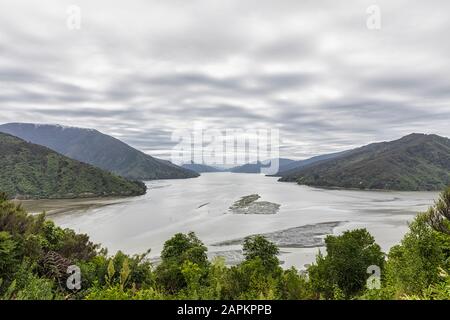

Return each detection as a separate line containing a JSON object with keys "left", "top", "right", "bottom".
{"left": 0, "top": 133, "right": 147, "bottom": 199}
{"left": 0, "top": 123, "right": 199, "bottom": 180}
{"left": 279, "top": 133, "right": 450, "bottom": 191}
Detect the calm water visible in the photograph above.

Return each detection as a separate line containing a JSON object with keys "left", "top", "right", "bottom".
{"left": 50, "top": 173, "right": 439, "bottom": 269}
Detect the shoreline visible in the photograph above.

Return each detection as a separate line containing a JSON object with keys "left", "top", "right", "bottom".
{"left": 276, "top": 179, "right": 442, "bottom": 193}
{"left": 13, "top": 196, "right": 130, "bottom": 216}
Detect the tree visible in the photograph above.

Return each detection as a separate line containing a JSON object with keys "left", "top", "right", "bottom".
{"left": 428, "top": 187, "right": 450, "bottom": 234}
{"left": 0, "top": 231, "right": 18, "bottom": 281}
{"left": 242, "top": 235, "right": 280, "bottom": 273}
{"left": 160, "top": 232, "right": 208, "bottom": 267}
{"left": 386, "top": 214, "right": 445, "bottom": 296}
{"left": 279, "top": 267, "right": 313, "bottom": 300}
{"left": 180, "top": 261, "right": 202, "bottom": 299}
{"left": 0, "top": 192, "right": 8, "bottom": 202}
{"left": 204, "top": 257, "right": 228, "bottom": 299}
{"left": 216, "top": 236, "right": 283, "bottom": 299}
{"left": 156, "top": 232, "right": 208, "bottom": 294}
{"left": 308, "top": 229, "right": 385, "bottom": 299}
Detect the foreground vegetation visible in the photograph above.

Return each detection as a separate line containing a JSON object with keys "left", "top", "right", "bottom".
{"left": 1, "top": 188, "right": 450, "bottom": 300}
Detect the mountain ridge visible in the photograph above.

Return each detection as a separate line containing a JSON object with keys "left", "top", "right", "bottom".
{"left": 274, "top": 150, "right": 351, "bottom": 176}
{"left": 0, "top": 132, "right": 147, "bottom": 199}
{"left": 0, "top": 123, "right": 199, "bottom": 181}
{"left": 279, "top": 133, "right": 450, "bottom": 191}
{"left": 228, "top": 158, "right": 296, "bottom": 174}
{"left": 182, "top": 161, "right": 224, "bottom": 173}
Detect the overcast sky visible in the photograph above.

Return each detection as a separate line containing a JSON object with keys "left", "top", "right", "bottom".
{"left": 1, "top": 0, "right": 450, "bottom": 160}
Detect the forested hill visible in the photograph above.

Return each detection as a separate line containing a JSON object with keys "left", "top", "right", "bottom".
{"left": 0, "top": 133, "right": 147, "bottom": 199}
{"left": 0, "top": 123, "right": 199, "bottom": 180}
{"left": 279, "top": 133, "right": 450, "bottom": 191}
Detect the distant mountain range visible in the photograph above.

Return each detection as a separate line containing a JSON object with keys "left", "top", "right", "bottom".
{"left": 229, "top": 158, "right": 296, "bottom": 174}
{"left": 181, "top": 161, "right": 224, "bottom": 173}
{"left": 279, "top": 133, "right": 450, "bottom": 191}
{"left": 0, "top": 123, "right": 198, "bottom": 181}
{"left": 0, "top": 133, "right": 146, "bottom": 199}
{"left": 226, "top": 154, "right": 348, "bottom": 175}
{"left": 275, "top": 150, "right": 350, "bottom": 176}
{"left": 2, "top": 122, "right": 448, "bottom": 193}
{"left": 182, "top": 158, "right": 300, "bottom": 174}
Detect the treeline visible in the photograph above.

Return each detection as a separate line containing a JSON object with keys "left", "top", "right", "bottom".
{"left": 1, "top": 189, "right": 450, "bottom": 300}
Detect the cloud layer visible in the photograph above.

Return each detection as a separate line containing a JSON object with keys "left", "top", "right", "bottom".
{"left": 1, "top": 0, "right": 450, "bottom": 159}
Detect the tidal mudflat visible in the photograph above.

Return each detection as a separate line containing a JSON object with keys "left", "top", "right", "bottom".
{"left": 14, "top": 197, "right": 129, "bottom": 215}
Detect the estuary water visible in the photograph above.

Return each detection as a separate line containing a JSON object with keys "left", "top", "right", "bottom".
{"left": 50, "top": 173, "right": 439, "bottom": 269}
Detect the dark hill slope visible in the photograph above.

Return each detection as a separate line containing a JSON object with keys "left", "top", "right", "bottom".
{"left": 279, "top": 134, "right": 450, "bottom": 191}
{"left": 275, "top": 151, "right": 350, "bottom": 176}
{"left": 0, "top": 133, "right": 146, "bottom": 199}
{"left": 0, "top": 123, "right": 198, "bottom": 180}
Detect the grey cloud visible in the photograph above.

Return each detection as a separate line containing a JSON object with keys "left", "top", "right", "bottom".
{"left": 27, "top": 108, "right": 143, "bottom": 119}
{"left": 0, "top": 0, "right": 449, "bottom": 160}
{"left": 0, "top": 68, "right": 45, "bottom": 83}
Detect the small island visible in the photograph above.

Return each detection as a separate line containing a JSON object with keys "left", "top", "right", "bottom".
{"left": 229, "top": 194, "right": 281, "bottom": 215}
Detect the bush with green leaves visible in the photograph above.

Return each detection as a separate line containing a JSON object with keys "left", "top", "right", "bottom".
{"left": 155, "top": 232, "right": 209, "bottom": 295}
{"left": 243, "top": 235, "right": 280, "bottom": 273}
{"left": 308, "top": 228, "right": 385, "bottom": 299}
{"left": 279, "top": 267, "right": 313, "bottom": 300}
